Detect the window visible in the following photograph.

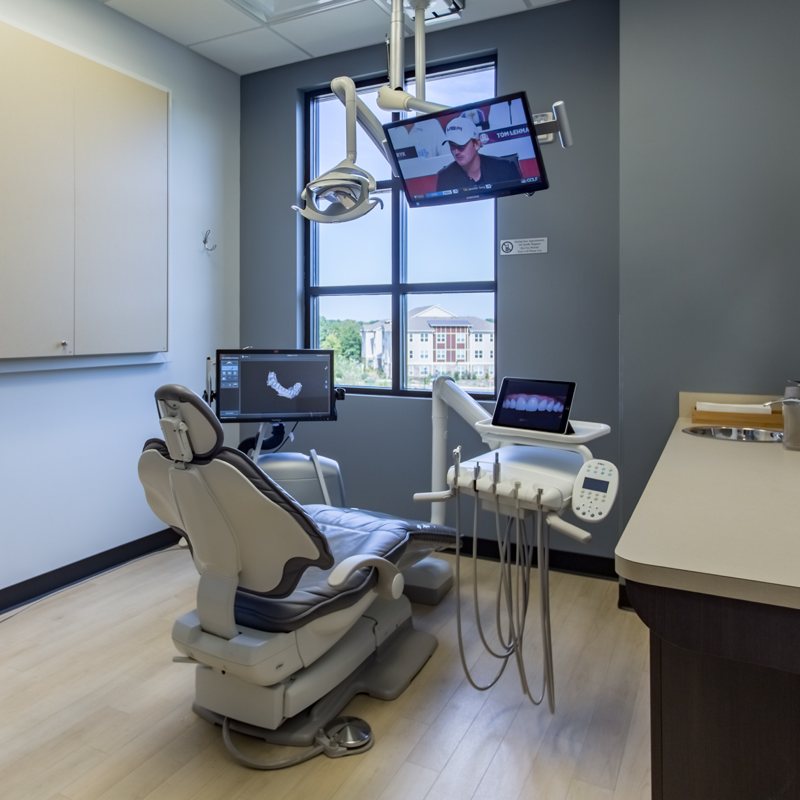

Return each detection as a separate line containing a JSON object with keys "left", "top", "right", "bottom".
{"left": 304, "top": 60, "right": 497, "bottom": 395}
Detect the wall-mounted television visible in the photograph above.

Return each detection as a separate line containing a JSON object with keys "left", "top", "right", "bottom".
{"left": 383, "top": 91, "right": 549, "bottom": 208}
{"left": 215, "top": 349, "right": 335, "bottom": 423}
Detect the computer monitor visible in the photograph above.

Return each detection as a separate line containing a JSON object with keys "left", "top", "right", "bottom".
{"left": 215, "top": 349, "right": 335, "bottom": 423}
{"left": 383, "top": 91, "right": 549, "bottom": 208}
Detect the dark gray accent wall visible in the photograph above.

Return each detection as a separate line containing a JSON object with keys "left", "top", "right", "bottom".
{"left": 619, "top": 0, "right": 800, "bottom": 523}
{"left": 241, "top": 0, "right": 621, "bottom": 556}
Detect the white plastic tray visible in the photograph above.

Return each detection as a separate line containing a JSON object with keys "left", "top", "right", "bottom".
{"left": 475, "top": 419, "right": 610, "bottom": 447}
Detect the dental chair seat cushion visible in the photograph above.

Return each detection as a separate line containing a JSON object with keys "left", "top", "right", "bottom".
{"left": 305, "top": 504, "right": 457, "bottom": 546}
{"left": 234, "top": 509, "right": 413, "bottom": 633}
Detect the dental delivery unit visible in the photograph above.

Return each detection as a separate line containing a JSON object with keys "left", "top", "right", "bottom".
{"left": 138, "top": 369, "right": 618, "bottom": 769}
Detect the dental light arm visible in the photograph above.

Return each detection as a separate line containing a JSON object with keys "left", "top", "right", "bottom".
{"left": 292, "top": 76, "right": 384, "bottom": 224}
{"left": 330, "top": 77, "right": 392, "bottom": 165}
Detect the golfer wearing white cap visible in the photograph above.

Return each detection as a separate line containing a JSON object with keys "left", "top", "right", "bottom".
{"left": 436, "top": 115, "right": 522, "bottom": 192}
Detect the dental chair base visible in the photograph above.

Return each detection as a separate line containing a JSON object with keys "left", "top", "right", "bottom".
{"left": 173, "top": 595, "right": 430, "bottom": 730}
{"left": 191, "top": 610, "right": 434, "bottom": 742}
{"left": 397, "top": 556, "right": 454, "bottom": 605}
{"left": 178, "top": 595, "right": 436, "bottom": 767}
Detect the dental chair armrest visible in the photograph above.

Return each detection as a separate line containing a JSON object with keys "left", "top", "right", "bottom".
{"left": 328, "top": 555, "right": 405, "bottom": 600}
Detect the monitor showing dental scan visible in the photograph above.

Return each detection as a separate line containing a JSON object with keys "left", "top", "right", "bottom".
{"left": 215, "top": 349, "right": 335, "bottom": 423}
{"left": 382, "top": 91, "right": 549, "bottom": 208}
{"left": 492, "top": 378, "right": 576, "bottom": 435}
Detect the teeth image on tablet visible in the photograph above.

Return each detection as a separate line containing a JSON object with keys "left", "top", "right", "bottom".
{"left": 503, "top": 393, "right": 562, "bottom": 413}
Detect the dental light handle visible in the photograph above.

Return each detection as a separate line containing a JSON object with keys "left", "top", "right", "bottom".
{"left": 546, "top": 513, "right": 592, "bottom": 544}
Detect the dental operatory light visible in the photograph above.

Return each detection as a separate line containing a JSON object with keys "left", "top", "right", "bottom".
{"left": 291, "top": 76, "right": 386, "bottom": 223}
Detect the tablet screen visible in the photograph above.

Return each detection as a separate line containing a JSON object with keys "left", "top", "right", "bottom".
{"left": 492, "top": 378, "right": 576, "bottom": 434}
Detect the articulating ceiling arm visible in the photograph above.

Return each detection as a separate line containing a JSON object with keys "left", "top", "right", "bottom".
{"left": 293, "top": 0, "right": 573, "bottom": 224}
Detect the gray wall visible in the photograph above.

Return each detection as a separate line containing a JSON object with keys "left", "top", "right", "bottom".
{"left": 242, "top": 0, "right": 800, "bottom": 561}
{"left": 619, "top": 0, "right": 800, "bottom": 521}
{"left": 241, "top": 0, "right": 621, "bottom": 559}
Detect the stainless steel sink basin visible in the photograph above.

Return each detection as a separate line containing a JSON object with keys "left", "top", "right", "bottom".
{"left": 682, "top": 425, "right": 784, "bottom": 443}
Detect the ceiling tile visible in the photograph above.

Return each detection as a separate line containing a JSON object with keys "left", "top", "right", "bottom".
{"left": 271, "top": 1, "right": 391, "bottom": 59}
{"left": 106, "top": 0, "right": 262, "bottom": 46}
{"left": 99, "top": 0, "right": 572, "bottom": 75}
{"left": 190, "top": 25, "right": 310, "bottom": 74}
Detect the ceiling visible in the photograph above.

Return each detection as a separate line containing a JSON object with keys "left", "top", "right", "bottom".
{"left": 98, "top": 0, "right": 567, "bottom": 76}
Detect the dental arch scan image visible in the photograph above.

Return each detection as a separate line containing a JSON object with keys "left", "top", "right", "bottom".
{"left": 502, "top": 392, "right": 566, "bottom": 413}
{"left": 216, "top": 350, "right": 334, "bottom": 422}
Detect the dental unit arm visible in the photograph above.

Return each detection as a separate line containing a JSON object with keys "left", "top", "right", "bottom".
{"left": 293, "top": 0, "right": 573, "bottom": 223}
{"left": 413, "top": 375, "right": 618, "bottom": 712}
{"left": 415, "top": 376, "right": 617, "bottom": 543}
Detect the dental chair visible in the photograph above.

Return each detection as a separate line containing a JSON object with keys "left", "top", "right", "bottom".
{"left": 137, "top": 384, "right": 450, "bottom": 768}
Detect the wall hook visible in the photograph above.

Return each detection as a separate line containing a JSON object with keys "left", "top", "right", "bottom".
{"left": 202, "top": 229, "right": 217, "bottom": 252}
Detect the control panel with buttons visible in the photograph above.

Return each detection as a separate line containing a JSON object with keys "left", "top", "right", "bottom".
{"left": 571, "top": 459, "right": 618, "bottom": 522}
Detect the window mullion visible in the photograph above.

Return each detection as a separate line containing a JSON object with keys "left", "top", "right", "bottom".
{"left": 391, "top": 179, "right": 403, "bottom": 392}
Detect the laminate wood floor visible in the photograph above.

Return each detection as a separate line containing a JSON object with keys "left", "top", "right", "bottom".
{"left": 0, "top": 546, "right": 650, "bottom": 800}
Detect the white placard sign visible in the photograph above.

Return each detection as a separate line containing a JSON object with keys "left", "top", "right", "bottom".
{"left": 499, "top": 237, "right": 548, "bottom": 255}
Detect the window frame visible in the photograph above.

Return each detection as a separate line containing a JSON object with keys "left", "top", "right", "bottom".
{"left": 302, "top": 57, "right": 498, "bottom": 399}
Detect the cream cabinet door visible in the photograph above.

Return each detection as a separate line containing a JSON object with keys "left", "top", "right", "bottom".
{"left": 0, "top": 21, "right": 168, "bottom": 360}
{"left": 0, "top": 24, "right": 77, "bottom": 358}
{"left": 74, "top": 60, "right": 168, "bottom": 355}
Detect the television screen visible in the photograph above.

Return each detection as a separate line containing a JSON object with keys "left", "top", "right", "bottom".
{"left": 383, "top": 92, "right": 549, "bottom": 208}
{"left": 215, "top": 349, "right": 335, "bottom": 423}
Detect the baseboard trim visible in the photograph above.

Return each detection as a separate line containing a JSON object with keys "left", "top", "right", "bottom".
{"left": 0, "top": 529, "right": 181, "bottom": 614}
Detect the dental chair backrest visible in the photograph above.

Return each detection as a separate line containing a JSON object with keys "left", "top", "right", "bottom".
{"left": 138, "top": 384, "right": 334, "bottom": 639}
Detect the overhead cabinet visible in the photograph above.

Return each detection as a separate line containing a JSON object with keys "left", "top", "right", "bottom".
{"left": 0, "top": 21, "right": 168, "bottom": 359}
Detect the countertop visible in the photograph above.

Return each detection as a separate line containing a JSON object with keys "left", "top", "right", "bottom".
{"left": 615, "top": 394, "right": 800, "bottom": 609}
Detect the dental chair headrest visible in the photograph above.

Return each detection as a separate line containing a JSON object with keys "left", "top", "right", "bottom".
{"left": 155, "top": 384, "right": 224, "bottom": 463}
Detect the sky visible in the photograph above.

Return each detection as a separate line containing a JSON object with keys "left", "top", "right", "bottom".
{"left": 313, "top": 65, "right": 498, "bottom": 321}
